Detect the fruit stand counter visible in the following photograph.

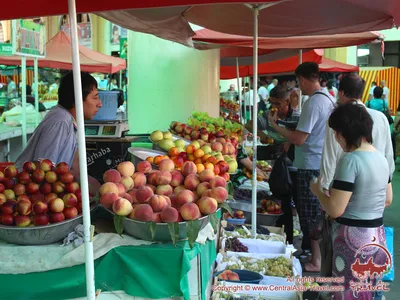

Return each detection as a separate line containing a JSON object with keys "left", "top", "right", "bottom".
{"left": 0, "top": 123, "right": 37, "bottom": 161}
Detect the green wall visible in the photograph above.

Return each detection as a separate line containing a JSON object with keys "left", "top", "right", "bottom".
{"left": 127, "top": 31, "right": 220, "bottom": 134}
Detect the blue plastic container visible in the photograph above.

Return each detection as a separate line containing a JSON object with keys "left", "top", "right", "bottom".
{"left": 215, "top": 269, "right": 263, "bottom": 284}
{"left": 93, "top": 91, "right": 119, "bottom": 121}
{"left": 226, "top": 218, "right": 246, "bottom": 225}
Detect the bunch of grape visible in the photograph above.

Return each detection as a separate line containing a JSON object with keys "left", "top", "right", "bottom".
{"left": 225, "top": 238, "right": 249, "bottom": 253}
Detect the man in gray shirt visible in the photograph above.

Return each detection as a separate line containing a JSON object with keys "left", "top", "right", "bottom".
{"left": 15, "top": 72, "right": 102, "bottom": 195}
{"left": 268, "top": 62, "right": 335, "bottom": 272}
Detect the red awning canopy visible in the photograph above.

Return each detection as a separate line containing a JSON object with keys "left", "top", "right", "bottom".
{"left": 0, "top": 1, "right": 398, "bottom": 47}
{"left": 220, "top": 50, "right": 359, "bottom": 79}
{"left": 0, "top": 31, "right": 126, "bottom": 74}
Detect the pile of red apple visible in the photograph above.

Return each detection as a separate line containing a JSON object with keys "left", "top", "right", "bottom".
{"left": 0, "top": 160, "right": 82, "bottom": 227}
{"left": 258, "top": 199, "right": 282, "bottom": 215}
{"left": 220, "top": 99, "right": 240, "bottom": 112}
{"left": 100, "top": 159, "right": 229, "bottom": 224}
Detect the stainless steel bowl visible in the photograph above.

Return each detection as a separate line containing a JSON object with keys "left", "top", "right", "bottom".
{"left": 0, "top": 206, "right": 97, "bottom": 245}
{"left": 226, "top": 200, "right": 282, "bottom": 226}
{"left": 128, "top": 147, "right": 165, "bottom": 169}
{"left": 106, "top": 208, "right": 215, "bottom": 242}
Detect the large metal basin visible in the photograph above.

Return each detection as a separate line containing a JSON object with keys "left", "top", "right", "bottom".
{"left": 226, "top": 200, "right": 282, "bottom": 226}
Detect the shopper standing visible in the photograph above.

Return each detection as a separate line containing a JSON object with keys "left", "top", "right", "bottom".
{"left": 267, "top": 62, "right": 335, "bottom": 272}
{"left": 6, "top": 76, "right": 17, "bottom": 99}
{"left": 381, "top": 80, "right": 390, "bottom": 104}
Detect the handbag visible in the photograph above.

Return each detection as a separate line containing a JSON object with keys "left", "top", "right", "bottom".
{"left": 383, "top": 226, "right": 394, "bottom": 282}
{"left": 319, "top": 212, "right": 333, "bottom": 277}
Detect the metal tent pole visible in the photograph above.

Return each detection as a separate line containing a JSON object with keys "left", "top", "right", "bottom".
{"left": 298, "top": 49, "right": 303, "bottom": 113}
{"left": 34, "top": 57, "right": 39, "bottom": 126}
{"left": 236, "top": 57, "right": 243, "bottom": 124}
{"left": 21, "top": 56, "right": 27, "bottom": 148}
{"left": 68, "top": 0, "right": 96, "bottom": 298}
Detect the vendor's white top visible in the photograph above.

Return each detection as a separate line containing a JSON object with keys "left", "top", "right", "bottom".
{"left": 7, "top": 80, "right": 17, "bottom": 99}
{"left": 258, "top": 86, "right": 268, "bottom": 101}
{"left": 320, "top": 100, "right": 394, "bottom": 190}
{"left": 383, "top": 86, "right": 390, "bottom": 104}
{"left": 244, "top": 89, "right": 260, "bottom": 106}
{"left": 15, "top": 105, "right": 78, "bottom": 171}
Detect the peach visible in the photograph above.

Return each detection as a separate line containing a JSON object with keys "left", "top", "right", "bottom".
{"left": 132, "top": 172, "right": 147, "bottom": 188}
{"left": 112, "top": 198, "right": 133, "bottom": 216}
{"left": 211, "top": 187, "right": 228, "bottom": 203}
{"left": 196, "top": 163, "right": 205, "bottom": 173}
{"left": 153, "top": 155, "right": 164, "bottom": 166}
{"left": 217, "top": 161, "right": 229, "bottom": 174}
{"left": 196, "top": 182, "right": 210, "bottom": 197}
{"left": 202, "top": 189, "right": 212, "bottom": 197}
{"left": 60, "top": 172, "right": 74, "bottom": 184}
{"left": 194, "top": 149, "right": 204, "bottom": 159}
{"left": 31, "top": 192, "right": 45, "bottom": 203}
{"left": 146, "top": 184, "right": 156, "bottom": 193}
{"left": 131, "top": 204, "right": 153, "bottom": 221}
{"left": 156, "top": 184, "right": 173, "bottom": 196}
{"left": 13, "top": 183, "right": 25, "bottom": 196}
{"left": 1, "top": 201, "right": 16, "bottom": 215}
{"left": 15, "top": 215, "right": 31, "bottom": 227}
{"left": 16, "top": 199, "right": 32, "bottom": 215}
{"left": 152, "top": 212, "right": 162, "bottom": 223}
{"left": 182, "top": 161, "right": 197, "bottom": 177}
{"left": 137, "top": 161, "right": 152, "bottom": 174}
{"left": 33, "top": 214, "right": 50, "bottom": 226}
{"left": 146, "top": 156, "right": 154, "bottom": 164}
{"left": 100, "top": 192, "right": 119, "bottom": 209}
{"left": 103, "top": 169, "right": 121, "bottom": 183}
{"left": 162, "top": 195, "right": 172, "bottom": 206}
{"left": 49, "top": 198, "right": 65, "bottom": 213}
{"left": 17, "top": 171, "right": 31, "bottom": 184}
{"left": 63, "top": 193, "right": 78, "bottom": 208}
{"left": 121, "top": 192, "right": 133, "bottom": 204}
{"left": 157, "top": 171, "right": 172, "bottom": 185}
{"left": 149, "top": 195, "right": 168, "bottom": 212}
{"left": 116, "top": 183, "right": 126, "bottom": 196}
{"left": 26, "top": 182, "right": 39, "bottom": 194}
{"left": 176, "top": 189, "right": 195, "bottom": 207}
{"left": 45, "top": 193, "right": 58, "bottom": 203}
{"left": 147, "top": 170, "right": 160, "bottom": 186}
{"left": 211, "top": 142, "right": 223, "bottom": 152}
{"left": 117, "top": 161, "right": 135, "bottom": 177}
{"left": 32, "top": 170, "right": 45, "bottom": 183}
{"left": 221, "top": 172, "right": 230, "bottom": 182}
{"left": 184, "top": 174, "right": 200, "bottom": 191}
{"left": 186, "top": 144, "right": 196, "bottom": 155}
{"left": 204, "top": 163, "right": 214, "bottom": 171}
{"left": 170, "top": 170, "right": 184, "bottom": 187}
{"left": 210, "top": 176, "right": 227, "bottom": 188}
{"left": 169, "top": 194, "right": 178, "bottom": 207}
{"left": 180, "top": 203, "right": 201, "bottom": 221}
{"left": 65, "top": 182, "right": 80, "bottom": 194}
{"left": 39, "top": 159, "right": 53, "bottom": 172}
{"left": 39, "top": 182, "right": 52, "bottom": 195}
{"left": 121, "top": 176, "right": 134, "bottom": 191}
{"left": 199, "top": 169, "right": 215, "bottom": 183}
{"left": 0, "top": 193, "right": 6, "bottom": 206}
{"left": 1, "top": 214, "right": 14, "bottom": 225}
{"left": 160, "top": 206, "right": 179, "bottom": 223}
{"left": 197, "top": 197, "right": 218, "bottom": 215}
{"left": 4, "top": 189, "right": 15, "bottom": 200}
{"left": 23, "top": 161, "right": 37, "bottom": 174}
{"left": 169, "top": 147, "right": 180, "bottom": 157}
{"left": 187, "top": 154, "right": 195, "bottom": 161}
{"left": 50, "top": 212, "right": 65, "bottom": 223}
{"left": 55, "top": 162, "right": 69, "bottom": 175}
{"left": 128, "top": 188, "right": 138, "bottom": 204}
{"left": 174, "top": 185, "right": 186, "bottom": 195}
{"left": 159, "top": 159, "right": 175, "bottom": 172}
{"left": 32, "top": 201, "right": 48, "bottom": 214}
{"left": 64, "top": 207, "right": 79, "bottom": 219}
{"left": 136, "top": 185, "right": 154, "bottom": 203}
{"left": 100, "top": 182, "right": 119, "bottom": 196}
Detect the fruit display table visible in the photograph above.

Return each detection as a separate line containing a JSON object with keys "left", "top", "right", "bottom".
{"left": 0, "top": 123, "right": 37, "bottom": 161}
{"left": 0, "top": 234, "right": 217, "bottom": 300}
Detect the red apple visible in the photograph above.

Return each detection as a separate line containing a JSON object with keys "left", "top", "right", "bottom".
{"left": 75, "top": 189, "right": 82, "bottom": 202}
{"left": 1, "top": 200, "right": 16, "bottom": 214}
{"left": 17, "top": 194, "right": 30, "bottom": 202}
{"left": 32, "top": 169, "right": 45, "bottom": 183}
{"left": 49, "top": 212, "right": 65, "bottom": 223}
{"left": 4, "top": 165, "right": 18, "bottom": 178}
{"left": 65, "top": 182, "right": 80, "bottom": 194}
{"left": 0, "top": 171, "right": 4, "bottom": 182}
{"left": 0, "top": 193, "right": 6, "bottom": 205}
{"left": 40, "top": 159, "right": 53, "bottom": 172}
{"left": 45, "top": 171, "right": 58, "bottom": 184}
{"left": 16, "top": 199, "right": 32, "bottom": 215}
{"left": 33, "top": 214, "right": 50, "bottom": 226}
{"left": 32, "top": 201, "right": 48, "bottom": 214}
{"left": 63, "top": 193, "right": 78, "bottom": 208}
{"left": 17, "top": 171, "right": 31, "bottom": 184}
{"left": 64, "top": 207, "right": 78, "bottom": 219}
{"left": 26, "top": 182, "right": 39, "bottom": 194}
{"left": 55, "top": 162, "right": 69, "bottom": 175}
{"left": 3, "top": 178, "right": 15, "bottom": 189}
{"left": 31, "top": 192, "right": 45, "bottom": 204}
{"left": 23, "top": 161, "right": 37, "bottom": 174}
{"left": 52, "top": 181, "right": 65, "bottom": 194}
{"left": 1, "top": 214, "right": 14, "bottom": 226}
{"left": 15, "top": 215, "right": 31, "bottom": 227}
{"left": 13, "top": 183, "right": 26, "bottom": 196}
{"left": 4, "top": 189, "right": 15, "bottom": 200}
{"left": 49, "top": 198, "right": 64, "bottom": 213}
{"left": 60, "top": 172, "right": 74, "bottom": 184}
{"left": 45, "top": 193, "right": 58, "bottom": 203}
{"left": 39, "top": 182, "right": 52, "bottom": 195}
{"left": 0, "top": 183, "right": 5, "bottom": 193}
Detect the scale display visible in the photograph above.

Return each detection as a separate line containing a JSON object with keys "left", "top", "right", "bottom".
{"left": 84, "top": 121, "right": 129, "bottom": 138}
{"left": 85, "top": 126, "right": 100, "bottom": 136}
{"left": 102, "top": 126, "right": 117, "bottom": 136}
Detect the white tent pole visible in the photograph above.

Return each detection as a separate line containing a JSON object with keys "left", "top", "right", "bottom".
{"left": 247, "top": 77, "right": 251, "bottom": 122}
{"left": 251, "top": 6, "right": 259, "bottom": 239}
{"left": 34, "top": 57, "right": 39, "bottom": 126}
{"left": 68, "top": 0, "right": 96, "bottom": 299}
{"left": 21, "top": 56, "right": 27, "bottom": 148}
{"left": 298, "top": 49, "right": 303, "bottom": 113}
{"left": 236, "top": 57, "right": 243, "bottom": 124}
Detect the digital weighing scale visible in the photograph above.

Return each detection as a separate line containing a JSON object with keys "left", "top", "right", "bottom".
{"left": 84, "top": 120, "right": 129, "bottom": 138}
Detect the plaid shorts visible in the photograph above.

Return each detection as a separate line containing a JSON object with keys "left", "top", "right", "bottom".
{"left": 296, "top": 169, "right": 321, "bottom": 238}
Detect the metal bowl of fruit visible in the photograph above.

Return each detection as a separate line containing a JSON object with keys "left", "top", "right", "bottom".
{"left": 128, "top": 147, "right": 165, "bottom": 167}
{"left": 105, "top": 208, "right": 219, "bottom": 242}
{"left": 215, "top": 269, "right": 263, "bottom": 284}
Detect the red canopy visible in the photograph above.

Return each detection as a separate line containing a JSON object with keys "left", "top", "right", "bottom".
{"left": 220, "top": 50, "right": 359, "bottom": 79}
{"left": 0, "top": 31, "right": 126, "bottom": 74}
{"left": 0, "top": 1, "right": 397, "bottom": 47}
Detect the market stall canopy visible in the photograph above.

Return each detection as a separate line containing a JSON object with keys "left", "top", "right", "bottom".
{"left": 0, "top": 1, "right": 398, "bottom": 47}
{"left": 0, "top": 31, "right": 126, "bottom": 74}
{"left": 220, "top": 49, "right": 359, "bottom": 79}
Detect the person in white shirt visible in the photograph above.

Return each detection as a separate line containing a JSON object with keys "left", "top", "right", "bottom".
{"left": 244, "top": 84, "right": 260, "bottom": 119}
{"left": 320, "top": 79, "right": 328, "bottom": 93}
{"left": 258, "top": 79, "right": 268, "bottom": 102}
{"left": 6, "top": 76, "right": 17, "bottom": 99}
{"left": 49, "top": 77, "right": 60, "bottom": 93}
{"left": 267, "top": 79, "right": 278, "bottom": 96}
{"left": 319, "top": 74, "right": 394, "bottom": 276}
{"left": 368, "top": 81, "right": 377, "bottom": 101}
{"left": 381, "top": 80, "right": 390, "bottom": 104}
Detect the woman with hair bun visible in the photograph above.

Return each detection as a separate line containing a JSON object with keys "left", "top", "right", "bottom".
{"left": 310, "top": 103, "right": 392, "bottom": 300}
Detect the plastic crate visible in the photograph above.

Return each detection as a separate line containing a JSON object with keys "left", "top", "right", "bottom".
{"left": 93, "top": 91, "right": 119, "bottom": 121}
